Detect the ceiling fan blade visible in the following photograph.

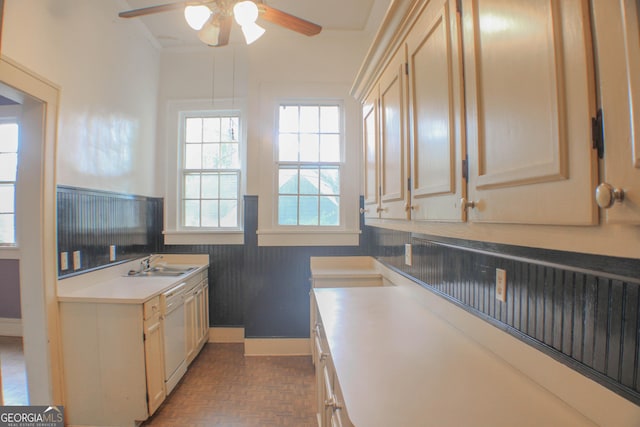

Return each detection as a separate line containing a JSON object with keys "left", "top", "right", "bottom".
{"left": 118, "top": 2, "right": 187, "bottom": 18}
{"left": 257, "top": 4, "right": 322, "bottom": 36}
{"left": 217, "top": 15, "right": 233, "bottom": 46}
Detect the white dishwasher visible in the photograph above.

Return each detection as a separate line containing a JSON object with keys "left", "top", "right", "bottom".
{"left": 160, "top": 281, "right": 187, "bottom": 394}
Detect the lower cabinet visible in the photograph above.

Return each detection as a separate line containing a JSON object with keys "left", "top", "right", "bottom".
{"left": 59, "top": 272, "right": 209, "bottom": 427}
{"left": 185, "top": 271, "right": 209, "bottom": 365}
{"left": 59, "top": 301, "right": 157, "bottom": 427}
{"left": 312, "top": 296, "right": 354, "bottom": 427}
{"left": 144, "top": 296, "right": 166, "bottom": 416}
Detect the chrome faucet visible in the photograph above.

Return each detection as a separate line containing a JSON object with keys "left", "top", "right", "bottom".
{"left": 140, "top": 254, "right": 163, "bottom": 271}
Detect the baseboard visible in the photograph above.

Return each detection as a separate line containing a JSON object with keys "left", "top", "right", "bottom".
{"left": 244, "top": 338, "right": 311, "bottom": 356}
{"left": 208, "top": 327, "right": 244, "bottom": 343}
{"left": 0, "top": 317, "right": 22, "bottom": 336}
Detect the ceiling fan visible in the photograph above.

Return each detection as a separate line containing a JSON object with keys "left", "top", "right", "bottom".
{"left": 118, "top": 0, "right": 322, "bottom": 47}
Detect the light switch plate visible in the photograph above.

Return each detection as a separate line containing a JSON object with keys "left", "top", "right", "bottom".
{"left": 496, "top": 268, "right": 507, "bottom": 302}
{"left": 404, "top": 244, "right": 412, "bottom": 266}
{"left": 60, "top": 252, "right": 68, "bottom": 270}
{"left": 73, "top": 250, "right": 81, "bottom": 271}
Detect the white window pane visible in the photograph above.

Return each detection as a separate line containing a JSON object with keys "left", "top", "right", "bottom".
{"left": 0, "top": 213, "right": 15, "bottom": 244}
{"left": 300, "top": 106, "right": 319, "bottom": 133}
{"left": 320, "top": 168, "right": 340, "bottom": 195}
{"left": 320, "top": 196, "right": 340, "bottom": 226}
{"left": 0, "top": 185, "right": 14, "bottom": 213}
{"left": 222, "top": 117, "right": 239, "bottom": 142}
{"left": 184, "top": 144, "right": 202, "bottom": 169}
{"left": 278, "top": 195, "right": 298, "bottom": 225}
{"left": 279, "top": 106, "right": 299, "bottom": 133}
{"left": 202, "top": 144, "right": 218, "bottom": 169}
{"left": 184, "top": 174, "right": 200, "bottom": 199}
{"left": 279, "top": 134, "right": 298, "bottom": 161}
{"left": 219, "top": 200, "right": 238, "bottom": 227}
{"left": 299, "top": 196, "right": 318, "bottom": 225}
{"left": 320, "top": 134, "right": 340, "bottom": 162}
{"left": 320, "top": 106, "right": 340, "bottom": 133}
{"left": 219, "top": 173, "right": 238, "bottom": 199}
{"left": 0, "top": 123, "right": 18, "bottom": 152}
{"left": 0, "top": 153, "right": 17, "bottom": 181}
{"left": 279, "top": 168, "right": 298, "bottom": 194}
{"left": 183, "top": 200, "right": 200, "bottom": 226}
{"left": 299, "top": 134, "right": 319, "bottom": 162}
{"left": 185, "top": 118, "right": 202, "bottom": 143}
{"left": 219, "top": 143, "right": 239, "bottom": 168}
{"left": 300, "top": 168, "right": 319, "bottom": 195}
{"left": 201, "top": 200, "right": 218, "bottom": 227}
{"left": 203, "top": 117, "right": 221, "bottom": 142}
{"left": 201, "top": 174, "right": 219, "bottom": 199}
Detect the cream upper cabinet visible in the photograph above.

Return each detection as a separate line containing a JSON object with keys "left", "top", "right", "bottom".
{"left": 378, "top": 46, "right": 410, "bottom": 219}
{"left": 461, "top": 0, "right": 598, "bottom": 225}
{"left": 362, "top": 91, "right": 380, "bottom": 218}
{"left": 591, "top": 0, "right": 640, "bottom": 224}
{"left": 407, "top": 0, "right": 466, "bottom": 221}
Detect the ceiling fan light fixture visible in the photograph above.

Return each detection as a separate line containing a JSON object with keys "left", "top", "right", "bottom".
{"left": 198, "top": 19, "right": 221, "bottom": 46}
{"left": 240, "top": 21, "right": 265, "bottom": 44}
{"left": 233, "top": 1, "right": 259, "bottom": 26}
{"left": 184, "top": 5, "right": 212, "bottom": 30}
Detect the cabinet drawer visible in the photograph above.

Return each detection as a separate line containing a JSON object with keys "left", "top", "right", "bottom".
{"left": 143, "top": 296, "right": 160, "bottom": 320}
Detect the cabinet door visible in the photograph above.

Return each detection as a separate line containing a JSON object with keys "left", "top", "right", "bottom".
{"left": 379, "top": 46, "right": 410, "bottom": 219}
{"left": 144, "top": 313, "right": 165, "bottom": 416}
{"left": 362, "top": 91, "right": 380, "bottom": 218}
{"left": 591, "top": 0, "right": 640, "bottom": 223}
{"left": 184, "top": 291, "right": 197, "bottom": 363}
{"left": 199, "top": 282, "right": 208, "bottom": 346}
{"left": 407, "top": 0, "right": 466, "bottom": 221}
{"left": 462, "top": 0, "right": 598, "bottom": 224}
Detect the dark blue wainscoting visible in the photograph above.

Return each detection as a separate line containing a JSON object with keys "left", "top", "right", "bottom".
{"left": 362, "top": 226, "right": 640, "bottom": 405}
{"left": 57, "top": 186, "right": 163, "bottom": 278}
{"left": 166, "top": 196, "right": 366, "bottom": 337}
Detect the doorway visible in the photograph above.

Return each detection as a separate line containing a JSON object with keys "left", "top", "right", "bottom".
{"left": 0, "top": 57, "right": 62, "bottom": 405}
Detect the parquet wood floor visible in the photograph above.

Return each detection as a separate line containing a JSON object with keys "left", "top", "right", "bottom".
{"left": 142, "top": 343, "right": 317, "bottom": 427}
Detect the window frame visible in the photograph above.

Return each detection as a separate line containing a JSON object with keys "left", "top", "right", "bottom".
{"left": 0, "top": 117, "right": 20, "bottom": 247}
{"left": 255, "top": 83, "right": 361, "bottom": 247}
{"left": 164, "top": 99, "right": 246, "bottom": 245}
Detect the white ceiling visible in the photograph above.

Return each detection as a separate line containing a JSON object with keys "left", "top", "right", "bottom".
{"left": 120, "top": 0, "right": 385, "bottom": 49}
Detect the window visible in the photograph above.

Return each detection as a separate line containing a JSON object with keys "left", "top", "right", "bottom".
{"left": 0, "top": 121, "right": 18, "bottom": 245}
{"left": 277, "top": 104, "right": 341, "bottom": 226}
{"left": 256, "top": 84, "right": 360, "bottom": 247}
{"left": 181, "top": 113, "right": 241, "bottom": 229}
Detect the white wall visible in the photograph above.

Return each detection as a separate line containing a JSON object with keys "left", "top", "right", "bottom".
{"left": 2, "top": 0, "right": 161, "bottom": 196}
{"left": 157, "top": 28, "right": 372, "bottom": 210}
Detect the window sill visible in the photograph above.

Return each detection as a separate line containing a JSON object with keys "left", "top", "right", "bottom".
{"left": 163, "top": 230, "right": 244, "bottom": 245}
{"left": 256, "top": 229, "right": 361, "bottom": 247}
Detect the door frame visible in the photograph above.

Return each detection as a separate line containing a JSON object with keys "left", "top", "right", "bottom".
{"left": 0, "top": 56, "right": 62, "bottom": 404}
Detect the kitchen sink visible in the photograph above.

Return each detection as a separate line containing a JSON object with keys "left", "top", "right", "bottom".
{"left": 126, "top": 265, "right": 196, "bottom": 277}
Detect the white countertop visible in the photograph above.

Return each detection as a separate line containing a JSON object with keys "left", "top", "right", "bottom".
{"left": 314, "top": 285, "right": 599, "bottom": 427}
{"left": 57, "top": 254, "right": 209, "bottom": 304}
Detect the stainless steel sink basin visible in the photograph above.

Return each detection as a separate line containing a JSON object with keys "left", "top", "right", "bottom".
{"left": 126, "top": 265, "right": 196, "bottom": 277}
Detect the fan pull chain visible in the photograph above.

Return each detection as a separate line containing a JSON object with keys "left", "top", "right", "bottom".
{"left": 211, "top": 52, "right": 216, "bottom": 106}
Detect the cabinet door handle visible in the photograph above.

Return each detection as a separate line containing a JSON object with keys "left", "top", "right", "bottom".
{"left": 376, "top": 207, "right": 385, "bottom": 213}
{"left": 460, "top": 197, "right": 477, "bottom": 210}
{"left": 595, "top": 183, "right": 625, "bottom": 208}
{"left": 359, "top": 208, "right": 369, "bottom": 214}
{"left": 404, "top": 203, "right": 417, "bottom": 212}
